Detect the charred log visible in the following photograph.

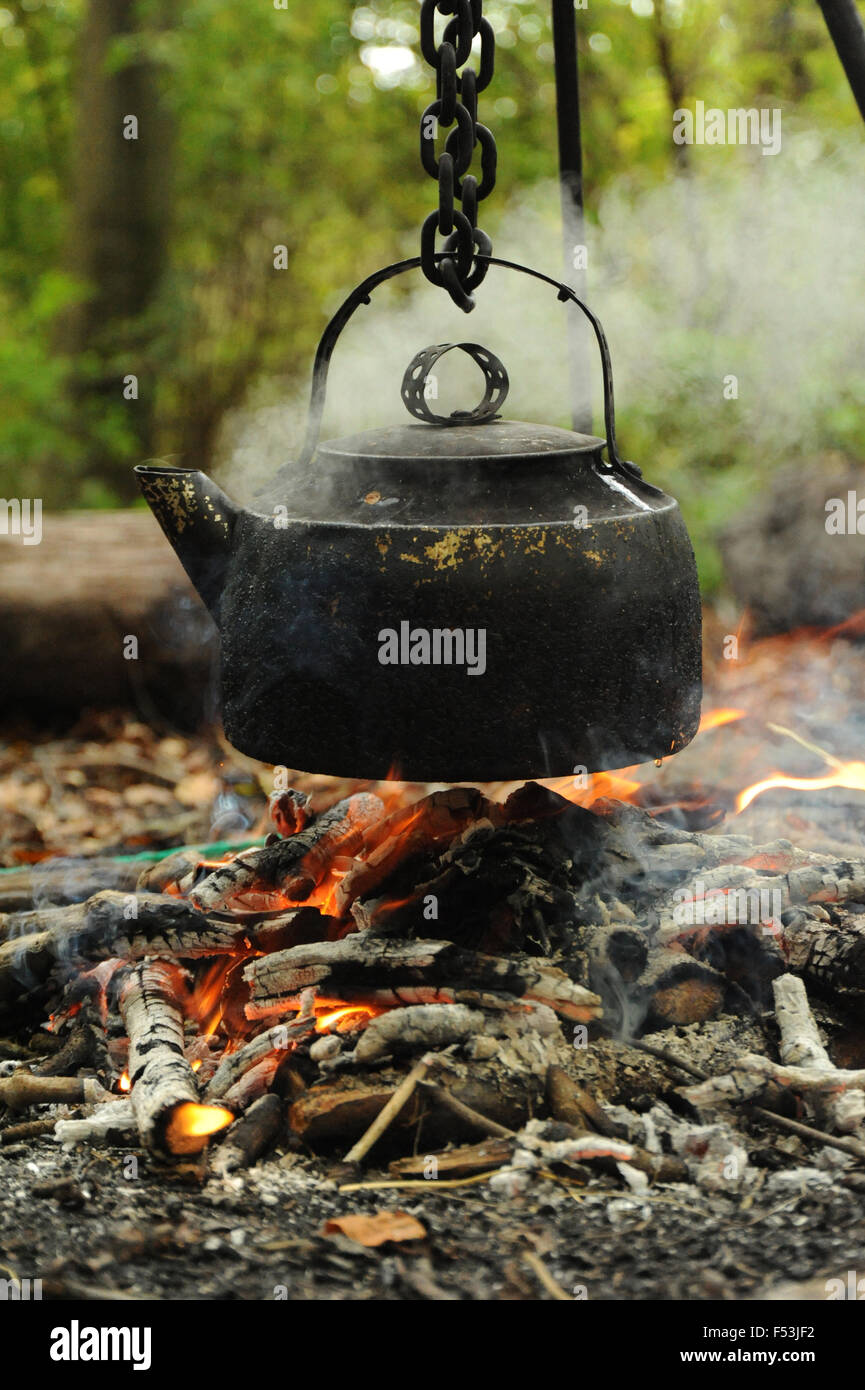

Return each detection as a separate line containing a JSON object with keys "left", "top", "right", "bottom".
{"left": 190, "top": 793, "right": 385, "bottom": 910}
{"left": 211, "top": 1093, "right": 284, "bottom": 1174}
{"left": 782, "top": 907, "right": 865, "bottom": 996}
{"left": 244, "top": 936, "right": 601, "bottom": 1023}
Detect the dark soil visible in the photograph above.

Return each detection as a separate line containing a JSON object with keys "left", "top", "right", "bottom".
{"left": 1, "top": 1137, "right": 863, "bottom": 1302}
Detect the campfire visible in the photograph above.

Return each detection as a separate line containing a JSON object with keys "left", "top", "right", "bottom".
{"left": 4, "top": 614, "right": 865, "bottom": 1217}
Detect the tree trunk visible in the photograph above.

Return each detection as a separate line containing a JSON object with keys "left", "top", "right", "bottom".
{"left": 68, "top": 0, "right": 172, "bottom": 500}
{"left": 652, "top": 8, "right": 691, "bottom": 171}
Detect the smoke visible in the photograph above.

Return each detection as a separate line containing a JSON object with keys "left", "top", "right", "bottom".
{"left": 218, "top": 128, "right": 865, "bottom": 579}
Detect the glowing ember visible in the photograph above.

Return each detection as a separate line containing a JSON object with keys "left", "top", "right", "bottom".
{"left": 164, "top": 1102, "right": 233, "bottom": 1155}
{"left": 314, "top": 1003, "right": 379, "bottom": 1033}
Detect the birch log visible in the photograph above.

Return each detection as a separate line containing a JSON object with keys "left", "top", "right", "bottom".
{"left": 119, "top": 960, "right": 232, "bottom": 1154}
{"left": 0, "top": 891, "right": 249, "bottom": 1020}
{"left": 773, "top": 973, "right": 865, "bottom": 1134}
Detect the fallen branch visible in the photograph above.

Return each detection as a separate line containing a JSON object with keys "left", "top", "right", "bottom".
{"left": 221, "top": 1054, "right": 284, "bottom": 1111}
{"left": 0, "top": 1116, "right": 59, "bottom": 1144}
{"left": 657, "top": 857, "right": 865, "bottom": 946}
{"left": 205, "top": 995, "right": 316, "bottom": 1099}
{"left": 353, "top": 1004, "right": 487, "bottom": 1064}
{"left": 632, "top": 1039, "right": 865, "bottom": 1163}
{"left": 211, "top": 1093, "right": 283, "bottom": 1174}
{"left": 344, "top": 1053, "right": 438, "bottom": 1164}
{"left": 389, "top": 1136, "right": 514, "bottom": 1178}
{"left": 0, "top": 891, "right": 251, "bottom": 1017}
{"left": 0, "top": 1071, "right": 109, "bottom": 1112}
{"left": 782, "top": 909, "right": 865, "bottom": 994}
{"left": 418, "top": 1082, "right": 514, "bottom": 1139}
{"left": 773, "top": 972, "right": 865, "bottom": 1134}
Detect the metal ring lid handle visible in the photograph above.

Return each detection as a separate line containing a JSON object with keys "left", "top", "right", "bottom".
{"left": 298, "top": 254, "right": 648, "bottom": 488}
{"left": 401, "top": 341, "right": 509, "bottom": 424}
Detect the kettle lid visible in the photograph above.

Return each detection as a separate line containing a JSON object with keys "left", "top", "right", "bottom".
{"left": 316, "top": 419, "right": 605, "bottom": 468}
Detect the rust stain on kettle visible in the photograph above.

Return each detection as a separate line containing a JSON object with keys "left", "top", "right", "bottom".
{"left": 423, "top": 529, "right": 507, "bottom": 571}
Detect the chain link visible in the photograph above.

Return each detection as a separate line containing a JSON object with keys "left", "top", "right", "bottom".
{"left": 418, "top": 0, "right": 497, "bottom": 312}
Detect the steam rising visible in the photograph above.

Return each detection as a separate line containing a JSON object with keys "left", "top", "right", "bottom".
{"left": 219, "top": 131, "right": 865, "bottom": 557}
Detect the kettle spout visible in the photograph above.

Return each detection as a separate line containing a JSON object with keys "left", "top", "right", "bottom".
{"left": 135, "top": 464, "right": 238, "bottom": 619}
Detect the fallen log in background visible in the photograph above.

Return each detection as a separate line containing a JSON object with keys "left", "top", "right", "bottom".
{"left": 0, "top": 511, "right": 215, "bottom": 723}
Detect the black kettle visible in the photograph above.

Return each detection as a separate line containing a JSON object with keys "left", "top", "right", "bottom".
{"left": 136, "top": 257, "right": 702, "bottom": 781}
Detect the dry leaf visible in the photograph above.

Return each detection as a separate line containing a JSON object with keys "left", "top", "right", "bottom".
{"left": 123, "top": 784, "right": 177, "bottom": 808}
{"left": 322, "top": 1210, "right": 427, "bottom": 1247}
{"left": 174, "top": 772, "right": 221, "bottom": 808}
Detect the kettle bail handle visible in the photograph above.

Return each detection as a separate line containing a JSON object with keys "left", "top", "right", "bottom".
{"left": 298, "top": 254, "right": 644, "bottom": 486}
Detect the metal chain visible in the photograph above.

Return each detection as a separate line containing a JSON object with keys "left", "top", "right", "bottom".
{"left": 418, "top": 0, "right": 497, "bottom": 313}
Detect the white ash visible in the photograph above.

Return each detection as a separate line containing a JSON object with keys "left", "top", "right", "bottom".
{"left": 764, "top": 1167, "right": 836, "bottom": 1196}
{"left": 54, "top": 1098, "right": 137, "bottom": 1147}
{"left": 616, "top": 1161, "right": 651, "bottom": 1193}
{"left": 489, "top": 1117, "right": 636, "bottom": 1197}
{"left": 607, "top": 1197, "right": 653, "bottom": 1226}
{"left": 600, "top": 1099, "right": 750, "bottom": 1191}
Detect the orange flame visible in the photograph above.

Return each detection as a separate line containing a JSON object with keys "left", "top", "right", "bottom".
{"left": 543, "top": 769, "right": 644, "bottom": 808}
{"left": 314, "top": 1003, "right": 379, "bottom": 1033}
{"left": 538, "top": 710, "right": 747, "bottom": 811}
{"left": 737, "top": 762, "right": 865, "bottom": 813}
{"left": 118, "top": 1071, "right": 131, "bottom": 1093}
{"left": 164, "top": 1102, "right": 234, "bottom": 1155}
{"left": 698, "top": 708, "right": 746, "bottom": 732}
{"left": 190, "top": 958, "right": 236, "bottom": 1035}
